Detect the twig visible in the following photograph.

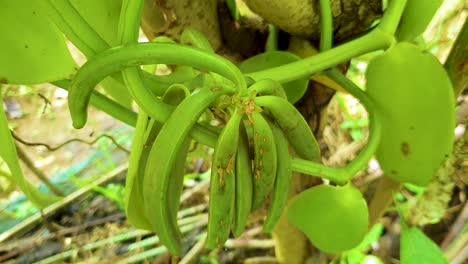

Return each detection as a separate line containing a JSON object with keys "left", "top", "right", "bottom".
{"left": 179, "top": 233, "right": 207, "bottom": 264}
{"left": 444, "top": 232, "right": 468, "bottom": 262}
{"left": 325, "top": 139, "right": 366, "bottom": 167}
{"left": 126, "top": 214, "right": 208, "bottom": 252}
{"left": 450, "top": 244, "right": 468, "bottom": 264}
{"left": 240, "top": 226, "right": 263, "bottom": 239}
{"left": 368, "top": 177, "right": 401, "bottom": 227}
{"left": 0, "top": 213, "right": 126, "bottom": 253}
{"left": 118, "top": 216, "right": 208, "bottom": 264}
{"left": 36, "top": 93, "right": 52, "bottom": 115}
{"left": 177, "top": 204, "right": 207, "bottom": 219}
{"left": 224, "top": 239, "right": 276, "bottom": 249}
{"left": 180, "top": 178, "right": 209, "bottom": 203}
{"left": 441, "top": 201, "right": 468, "bottom": 249}
{"left": 15, "top": 143, "right": 64, "bottom": 196}
{"left": 12, "top": 130, "right": 130, "bottom": 154}
{"left": 243, "top": 256, "right": 278, "bottom": 264}
{"left": 0, "top": 164, "right": 128, "bottom": 243}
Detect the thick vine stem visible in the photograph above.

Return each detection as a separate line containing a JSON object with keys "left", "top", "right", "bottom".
{"left": 246, "top": 28, "right": 393, "bottom": 83}
{"left": 377, "top": 0, "right": 408, "bottom": 35}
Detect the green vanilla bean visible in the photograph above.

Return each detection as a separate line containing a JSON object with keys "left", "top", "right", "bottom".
{"left": 68, "top": 42, "right": 245, "bottom": 129}
{"left": 53, "top": 80, "right": 219, "bottom": 147}
{"left": 50, "top": 0, "right": 403, "bottom": 185}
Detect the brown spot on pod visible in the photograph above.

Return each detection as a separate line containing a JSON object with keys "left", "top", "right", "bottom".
{"left": 217, "top": 166, "right": 225, "bottom": 187}
{"left": 401, "top": 142, "right": 410, "bottom": 156}
{"left": 226, "top": 155, "right": 235, "bottom": 174}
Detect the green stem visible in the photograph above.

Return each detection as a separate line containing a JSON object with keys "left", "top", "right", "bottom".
{"left": 246, "top": 29, "right": 393, "bottom": 83}
{"left": 265, "top": 24, "right": 279, "bottom": 52}
{"left": 291, "top": 158, "right": 346, "bottom": 184}
{"left": 378, "top": 0, "right": 408, "bottom": 35}
{"left": 319, "top": 0, "right": 333, "bottom": 51}
{"left": 290, "top": 70, "right": 382, "bottom": 184}
{"left": 116, "top": 0, "right": 161, "bottom": 169}
{"left": 286, "top": 0, "right": 382, "bottom": 184}
{"left": 326, "top": 68, "right": 382, "bottom": 179}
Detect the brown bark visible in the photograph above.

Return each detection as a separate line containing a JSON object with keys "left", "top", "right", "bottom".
{"left": 141, "top": 0, "right": 222, "bottom": 49}
{"left": 243, "top": 0, "right": 382, "bottom": 42}
{"left": 444, "top": 19, "right": 467, "bottom": 98}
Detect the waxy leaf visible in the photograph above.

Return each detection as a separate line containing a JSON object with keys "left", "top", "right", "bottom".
{"left": 395, "top": 0, "right": 443, "bottom": 41}
{"left": 287, "top": 184, "right": 369, "bottom": 253}
{"left": 70, "top": 0, "right": 122, "bottom": 47}
{"left": 400, "top": 222, "right": 449, "bottom": 264}
{"left": 0, "top": 0, "right": 76, "bottom": 84}
{"left": 238, "top": 51, "right": 309, "bottom": 103}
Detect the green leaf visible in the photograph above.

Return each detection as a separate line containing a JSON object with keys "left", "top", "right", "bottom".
{"left": 0, "top": 0, "right": 77, "bottom": 84}
{"left": 395, "top": 0, "right": 443, "bottom": 42}
{"left": 400, "top": 222, "right": 449, "bottom": 264}
{"left": 287, "top": 184, "right": 369, "bottom": 253}
{"left": 355, "top": 223, "right": 384, "bottom": 251}
{"left": 0, "top": 101, "right": 61, "bottom": 208}
{"left": 238, "top": 51, "right": 309, "bottom": 103}
{"left": 350, "top": 129, "right": 364, "bottom": 141}
{"left": 70, "top": 0, "right": 122, "bottom": 46}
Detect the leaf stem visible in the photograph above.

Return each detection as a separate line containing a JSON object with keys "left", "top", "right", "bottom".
{"left": 378, "top": 0, "right": 408, "bottom": 35}
{"left": 246, "top": 29, "right": 393, "bottom": 83}
{"left": 319, "top": 0, "right": 333, "bottom": 51}
{"left": 326, "top": 69, "right": 382, "bottom": 180}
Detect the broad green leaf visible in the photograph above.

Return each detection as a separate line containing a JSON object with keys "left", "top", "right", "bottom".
{"left": 400, "top": 222, "right": 449, "bottom": 264}
{"left": 0, "top": 0, "right": 77, "bottom": 84}
{"left": 287, "top": 184, "right": 369, "bottom": 253}
{"left": 0, "top": 100, "right": 61, "bottom": 207}
{"left": 395, "top": 0, "right": 443, "bottom": 41}
{"left": 70, "top": 0, "right": 123, "bottom": 47}
{"left": 355, "top": 223, "right": 384, "bottom": 251}
{"left": 238, "top": 51, "right": 309, "bottom": 103}
{"left": 339, "top": 224, "right": 384, "bottom": 264}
